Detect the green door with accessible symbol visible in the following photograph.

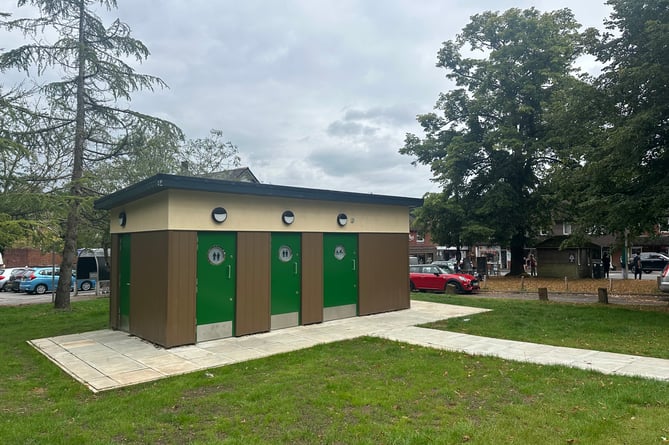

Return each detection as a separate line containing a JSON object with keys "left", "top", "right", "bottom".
{"left": 323, "top": 233, "right": 358, "bottom": 321}
{"left": 197, "top": 232, "right": 236, "bottom": 341}
{"left": 271, "top": 233, "right": 301, "bottom": 330}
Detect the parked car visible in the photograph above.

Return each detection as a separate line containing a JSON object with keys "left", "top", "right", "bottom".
{"left": 409, "top": 264, "right": 480, "bottom": 293}
{"left": 19, "top": 267, "right": 75, "bottom": 295}
{"left": 660, "top": 264, "right": 669, "bottom": 293}
{"left": 0, "top": 268, "right": 18, "bottom": 291}
{"left": 639, "top": 252, "right": 669, "bottom": 274}
{"left": 430, "top": 260, "right": 459, "bottom": 270}
{"left": 7, "top": 267, "right": 30, "bottom": 292}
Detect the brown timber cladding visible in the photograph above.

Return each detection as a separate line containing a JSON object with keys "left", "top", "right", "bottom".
{"left": 108, "top": 231, "right": 410, "bottom": 346}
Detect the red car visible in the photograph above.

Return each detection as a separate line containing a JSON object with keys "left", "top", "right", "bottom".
{"left": 409, "top": 264, "right": 480, "bottom": 293}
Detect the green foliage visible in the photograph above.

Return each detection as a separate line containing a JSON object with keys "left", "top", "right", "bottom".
{"left": 401, "top": 8, "right": 593, "bottom": 274}
{"left": 1, "top": 1, "right": 183, "bottom": 307}
{"left": 558, "top": 0, "right": 669, "bottom": 238}
{"left": 180, "top": 129, "right": 241, "bottom": 176}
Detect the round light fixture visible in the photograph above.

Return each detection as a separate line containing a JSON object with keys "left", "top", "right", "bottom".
{"left": 211, "top": 207, "right": 228, "bottom": 223}
{"left": 282, "top": 210, "right": 295, "bottom": 225}
{"left": 118, "top": 211, "right": 127, "bottom": 227}
{"left": 337, "top": 213, "right": 348, "bottom": 227}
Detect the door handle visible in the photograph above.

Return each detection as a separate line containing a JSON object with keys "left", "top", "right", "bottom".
{"left": 294, "top": 262, "right": 298, "bottom": 275}
{"left": 352, "top": 259, "right": 356, "bottom": 271}
{"left": 228, "top": 265, "right": 232, "bottom": 279}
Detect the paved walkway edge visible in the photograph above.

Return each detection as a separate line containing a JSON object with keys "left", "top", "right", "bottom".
{"left": 28, "top": 300, "right": 669, "bottom": 392}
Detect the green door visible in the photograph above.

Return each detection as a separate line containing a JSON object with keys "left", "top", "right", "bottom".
{"left": 197, "top": 232, "right": 236, "bottom": 341}
{"left": 271, "top": 233, "right": 301, "bottom": 329}
{"left": 119, "top": 234, "right": 131, "bottom": 331}
{"left": 323, "top": 233, "right": 358, "bottom": 321}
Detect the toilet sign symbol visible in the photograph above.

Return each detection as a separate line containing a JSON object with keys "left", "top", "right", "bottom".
{"left": 568, "top": 253, "right": 575, "bottom": 263}
{"left": 278, "top": 245, "right": 293, "bottom": 262}
{"left": 208, "top": 246, "right": 226, "bottom": 265}
{"left": 334, "top": 245, "right": 346, "bottom": 260}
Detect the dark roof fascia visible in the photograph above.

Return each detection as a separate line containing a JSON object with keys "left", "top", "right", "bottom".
{"left": 94, "top": 174, "right": 424, "bottom": 210}
{"left": 534, "top": 236, "right": 601, "bottom": 249}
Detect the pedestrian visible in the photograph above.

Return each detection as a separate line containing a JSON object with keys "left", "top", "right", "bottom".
{"left": 529, "top": 254, "right": 537, "bottom": 277}
{"left": 602, "top": 253, "right": 610, "bottom": 278}
{"left": 632, "top": 253, "right": 642, "bottom": 280}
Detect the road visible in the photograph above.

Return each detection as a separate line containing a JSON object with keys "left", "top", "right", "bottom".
{"left": 607, "top": 269, "right": 661, "bottom": 281}
{"left": 0, "top": 290, "right": 105, "bottom": 306}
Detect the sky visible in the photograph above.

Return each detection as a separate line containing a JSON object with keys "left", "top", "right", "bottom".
{"left": 2, "top": 0, "right": 613, "bottom": 199}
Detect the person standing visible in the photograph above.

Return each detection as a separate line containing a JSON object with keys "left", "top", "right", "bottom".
{"left": 602, "top": 253, "right": 610, "bottom": 278}
{"left": 529, "top": 254, "right": 537, "bottom": 277}
{"left": 632, "top": 253, "right": 642, "bottom": 280}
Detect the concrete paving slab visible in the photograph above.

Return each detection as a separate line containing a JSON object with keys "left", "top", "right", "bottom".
{"left": 28, "top": 301, "right": 669, "bottom": 392}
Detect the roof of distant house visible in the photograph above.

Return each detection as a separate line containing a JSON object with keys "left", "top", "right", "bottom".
{"left": 202, "top": 167, "right": 260, "bottom": 183}
{"left": 94, "top": 174, "right": 423, "bottom": 210}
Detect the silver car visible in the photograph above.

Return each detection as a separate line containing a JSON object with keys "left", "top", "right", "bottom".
{"left": 660, "top": 264, "right": 669, "bottom": 293}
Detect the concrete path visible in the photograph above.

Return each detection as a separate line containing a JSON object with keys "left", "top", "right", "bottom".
{"left": 28, "top": 301, "right": 669, "bottom": 393}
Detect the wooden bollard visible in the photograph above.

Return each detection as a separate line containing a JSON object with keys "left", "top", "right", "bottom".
{"left": 538, "top": 287, "right": 548, "bottom": 301}
{"left": 598, "top": 287, "right": 609, "bottom": 304}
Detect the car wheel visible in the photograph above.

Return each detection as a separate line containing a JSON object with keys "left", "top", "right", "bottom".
{"left": 80, "top": 281, "right": 92, "bottom": 291}
{"left": 643, "top": 270, "right": 652, "bottom": 274}
{"left": 448, "top": 281, "right": 463, "bottom": 293}
{"left": 35, "top": 284, "right": 48, "bottom": 295}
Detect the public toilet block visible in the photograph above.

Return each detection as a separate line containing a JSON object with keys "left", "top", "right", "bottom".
{"left": 94, "top": 174, "right": 423, "bottom": 348}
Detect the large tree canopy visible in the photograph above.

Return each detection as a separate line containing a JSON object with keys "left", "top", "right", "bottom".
{"left": 401, "top": 8, "right": 595, "bottom": 274}
{"left": 1, "top": 0, "right": 182, "bottom": 308}
{"left": 558, "top": 0, "right": 669, "bottom": 239}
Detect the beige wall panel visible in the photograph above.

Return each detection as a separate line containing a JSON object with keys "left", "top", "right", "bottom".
{"left": 236, "top": 232, "right": 271, "bottom": 336}
{"left": 164, "top": 231, "right": 197, "bottom": 346}
{"left": 301, "top": 232, "right": 323, "bottom": 325}
{"left": 109, "top": 190, "right": 412, "bottom": 234}
{"left": 129, "top": 232, "right": 168, "bottom": 346}
{"left": 110, "top": 193, "right": 169, "bottom": 234}
{"left": 358, "top": 234, "right": 410, "bottom": 315}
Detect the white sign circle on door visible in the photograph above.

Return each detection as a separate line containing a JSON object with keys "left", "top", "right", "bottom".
{"left": 278, "top": 245, "right": 293, "bottom": 262}
{"left": 208, "top": 246, "right": 226, "bottom": 265}
{"left": 334, "top": 245, "right": 346, "bottom": 261}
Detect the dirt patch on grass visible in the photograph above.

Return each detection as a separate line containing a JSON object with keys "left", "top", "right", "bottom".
{"left": 480, "top": 275, "right": 662, "bottom": 295}
{"left": 474, "top": 275, "right": 669, "bottom": 309}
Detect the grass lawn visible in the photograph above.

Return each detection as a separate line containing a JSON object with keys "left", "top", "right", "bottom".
{"left": 414, "top": 293, "right": 669, "bottom": 359}
{"left": 0, "top": 297, "right": 668, "bottom": 444}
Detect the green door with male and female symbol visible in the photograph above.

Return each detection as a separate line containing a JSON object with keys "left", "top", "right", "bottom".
{"left": 323, "top": 233, "right": 358, "bottom": 321}
{"left": 196, "top": 232, "right": 236, "bottom": 341}
{"left": 271, "top": 233, "right": 301, "bottom": 330}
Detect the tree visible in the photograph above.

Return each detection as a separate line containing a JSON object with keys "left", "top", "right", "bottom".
{"left": 401, "top": 8, "right": 595, "bottom": 274}
{"left": 1, "top": 0, "right": 181, "bottom": 309}
{"left": 559, "top": 0, "right": 669, "bottom": 239}
{"left": 93, "top": 128, "right": 241, "bottom": 194}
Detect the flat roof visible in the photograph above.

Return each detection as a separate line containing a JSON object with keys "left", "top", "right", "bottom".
{"left": 94, "top": 174, "right": 424, "bottom": 210}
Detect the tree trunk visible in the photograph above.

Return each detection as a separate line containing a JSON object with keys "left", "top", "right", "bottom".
{"left": 507, "top": 231, "right": 526, "bottom": 276}
{"left": 55, "top": 0, "right": 86, "bottom": 310}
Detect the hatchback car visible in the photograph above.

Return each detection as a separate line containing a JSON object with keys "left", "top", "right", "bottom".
{"left": 660, "top": 264, "right": 669, "bottom": 293}
{"left": 0, "top": 268, "right": 17, "bottom": 291}
{"left": 7, "top": 267, "right": 30, "bottom": 292}
{"left": 19, "top": 267, "right": 75, "bottom": 295}
{"left": 639, "top": 252, "right": 669, "bottom": 274}
{"left": 409, "top": 264, "right": 479, "bottom": 293}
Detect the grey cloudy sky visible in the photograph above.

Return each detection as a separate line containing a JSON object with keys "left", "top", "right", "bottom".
{"left": 4, "top": 0, "right": 612, "bottom": 198}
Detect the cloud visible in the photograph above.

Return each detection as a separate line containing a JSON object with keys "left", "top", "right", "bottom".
{"left": 3, "top": 0, "right": 613, "bottom": 199}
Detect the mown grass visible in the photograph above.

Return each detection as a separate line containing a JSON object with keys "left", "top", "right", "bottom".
{"left": 1, "top": 297, "right": 668, "bottom": 444}
{"left": 414, "top": 293, "right": 669, "bottom": 358}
